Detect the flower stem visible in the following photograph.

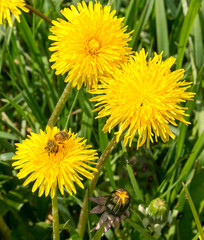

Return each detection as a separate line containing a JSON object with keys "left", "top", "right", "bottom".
{"left": 52, "top": 193, "right": 60, "bottom": 240}
{"left": 25, "top": 4, "right": 52, "bottom": 25}
{"left": 0, "top": 216, "right": 11, "bottom": 240}
{"left": 77, "top": 136, "right": 117, "bottom": 238}
{"left": 47, "top": 82, "right": 73, "bottom": 127}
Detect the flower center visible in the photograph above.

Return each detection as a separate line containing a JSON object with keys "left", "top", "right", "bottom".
{"left": 87, "top": 38, "right": 101, "bottom": 54}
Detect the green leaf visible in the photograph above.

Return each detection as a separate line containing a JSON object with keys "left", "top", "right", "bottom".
{"left": 127, "top": 219, "right": 153, "bottom": 240}
{"left": 155, "top": 0, "right": 169, "bottom": 57}
{"left": 92, "top": 222, "right": 106, "bottom": 240}
{"left": 98, "top": 118, "right": 116, "bottom": 189}
{"left": 177, "top": 0, "right": 202, "bottom": 69}
{"left": 0, "top": 131, "right": 18, "bottom": 140}
{"left": 172, "top": 130, "right": 204, "bottom": 201}
{"left": 182, "top": 183, "right": 204, "bottom": 240}
{"left": 130, "top": 0, "right": 154, "bottom": 50}
{"left": 126, "top": 163, "right": 143, "bottom": 202}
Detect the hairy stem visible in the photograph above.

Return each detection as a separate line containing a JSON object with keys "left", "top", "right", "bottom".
{"left": 25, "top": 4, "right": 52, "bottom": 25}
{"left": 47, "top": 82, "right": 72, "bottom": 127}
{"left": 77, "top": 136, "right": 117, "bottom": 238}
{"left": 52, "top": 193, "right": 60, "bottom": 240}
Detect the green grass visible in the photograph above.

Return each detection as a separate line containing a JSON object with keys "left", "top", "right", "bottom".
{"left": 1, "top": 0, "right": 204, "bottom": 239}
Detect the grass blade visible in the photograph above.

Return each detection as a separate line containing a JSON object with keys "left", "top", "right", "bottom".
{"left": 177, "top": 0, "right": 202, "bottom": 69}
{"left": 182, "top": 183, "right": 204, "bottom": 240}
{"left": 155, "top": 0, "right": 169, "bottom": 57}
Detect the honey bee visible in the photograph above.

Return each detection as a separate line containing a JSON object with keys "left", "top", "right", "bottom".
{"left": 54, "top": 131, "right": 69, "bottom": 142}
{"left": 44, "top": 139, "right": 59, "bottom": 155}
{"left": 44, "top": 131, "right": 70, "bottom": 155}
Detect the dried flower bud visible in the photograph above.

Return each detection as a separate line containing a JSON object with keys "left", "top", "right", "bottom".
{"left": 105, "top": 189, "right": 130, "bottom": 217}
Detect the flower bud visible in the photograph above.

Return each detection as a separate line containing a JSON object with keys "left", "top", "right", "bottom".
{"left": 147, "top": 198, "right": 169, "bottom": 224}
{"left": 105, "top": 189, "right": 130, "bottom": 217}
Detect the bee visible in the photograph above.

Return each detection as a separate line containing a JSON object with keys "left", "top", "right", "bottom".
{"left": 44, "top": 139, "right": 59, "bottom": 155}
{"left": 54, "top": 131, "right": 69, "bottom": 143}
{"left": 44, "top": 131, "right": 70, "bottom": 156}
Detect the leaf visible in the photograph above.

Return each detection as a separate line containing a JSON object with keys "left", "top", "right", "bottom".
{"left": 92, "top": 222, "right": 106, "bottom": 240}
{"left": 177, "top": 0, "right": 202, "bottom": 68}
{"left": 0, "top": 131, "right": 18, "bottom": 140}
{"left": 126, "top": 163, "right": 143, "bottom": 202}
{"left": 155, "top": 0, "right": 169, "bottom": 57}
{"left": 182, "top": 182, "right": 204, "bottom": 239}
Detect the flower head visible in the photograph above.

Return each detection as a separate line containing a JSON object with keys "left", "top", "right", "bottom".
{"left": 89, "top": 189, "right": 130, "bottom": 234}
{"left": 49, "top": 1, "right": 132, "bottom": 90}
{"left": 0, "top": 0, "right": 29, "bottom": 27}
{"left": 91, "top": 49, "right": 195, "bottom": 149}
{"left": 12, "top": 126, "right": 98, "bottom": 198}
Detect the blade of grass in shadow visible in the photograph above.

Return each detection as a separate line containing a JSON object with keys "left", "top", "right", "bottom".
{"left": 124, "top": 0, "right": 137, "bottom": 28}
{"left": 176, "top": 0, "right": 202, "bottom": 69}
{"left": 92, "top": 222, "right": 106, "bottom": 240}
{"left": 175, "top": 64, "right": 204, "bottom": 161}
{"left": 182, "top": 183, "right": 204, "bottom": 239}
{"left": 126, "top": 163, "right": 144, "bottom": 202}
{"left": 2, "top": 93, "right": 35, "bottom": 130}
{"left": 98, "top": 118, "right": 116, "bottom": 189}
{"left": 0, "top": 26, "right": 12, "bottom": 73}
{"left": 78, "top": 90, "right": 93, "bottom": 143}
{"left": 130, "top": 0, "right": 154, "bottom": 50}
{"left": 171, "top": 129, "right": 204, "bottom": 202}
{"left": 64, "top": 90, "right": 79, "bottom": 130}
{"left": 121, "top": 143, "right": 143, "bottom": 201}
{"left": 127, "top": 219, "right": 154, "bottom": 240}
{"left": 18, "top": 14, "right": 58, "bottom": 105}
{"left": 155, "top": 0, "right": 169, "bottom": 57}
{"left": 6, "top": 46, "right": 47, "bottom": 129}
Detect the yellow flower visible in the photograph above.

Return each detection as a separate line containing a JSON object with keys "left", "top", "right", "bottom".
{"left": 12, "top": 126, "right": 98, "bottom": 198}
{"left": 0, "top": 0, "right": 29, "bottom": 27}
{"left": 91, "top": 49, "right": 195, "bottom": 149}
{"left": 49, "top": 1, "right": 132, "bottom": 90}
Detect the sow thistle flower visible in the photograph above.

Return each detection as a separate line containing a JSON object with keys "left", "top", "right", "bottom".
{"left": 89, "top": 189, "right": 130, "bottom": 234}
{"left": 12, "top": 126, "right": 98, "bottom": 199}
{"left": 91, "top": 49, "right": 195, "bottom": 149}
{"left": 0, "top": 0, "right": 29, "bottom": 27}
{"left": 49, "top": 1, "right": 132, "bottom": 90}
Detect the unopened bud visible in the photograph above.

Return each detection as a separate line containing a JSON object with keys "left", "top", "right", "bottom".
{"left": 148, "top": 198, "right": 169, "bottom": 224}
{"left": 105, "top": 189, "right": 130, "bottom": 217}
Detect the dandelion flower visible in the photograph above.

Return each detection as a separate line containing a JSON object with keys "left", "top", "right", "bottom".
{"left": 91, "top": 49, "right": 195, "bottom": 149}
{"left": 0, "top": 0, "right": 29, "bottom": 27}
{"left": 89, "top": 189, "right": 130, "bottom": 234}
{"left": 49, "top": 1, "right": 132, "bottom": 90}
{"left": 12, "top": 126, "right": 98, "bottom": 199}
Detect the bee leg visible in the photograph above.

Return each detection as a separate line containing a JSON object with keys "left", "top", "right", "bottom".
{"left": 55, "top": 145, "right": 59, "bottom": 155}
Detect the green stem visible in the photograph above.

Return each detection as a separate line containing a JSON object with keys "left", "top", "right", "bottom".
{"left": 25, "top": 4, "right": 52, "bottom": 25}
{"left": 52, "top": 193, "right": 60, "bottom": 240}
{"left": 47, "top": 82, "right": 73, "bottom": 127}
{"left": 182, "top": 183, "right": 204, "bottom": 240}
{"left": 77, "top": 136, "right": 117, "bottom": 238}
{"left": 0, "top": 216, "right": 11, "bottom": 240}
{"left": 47, "top": 82, "right": 72, "bottom": 239}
